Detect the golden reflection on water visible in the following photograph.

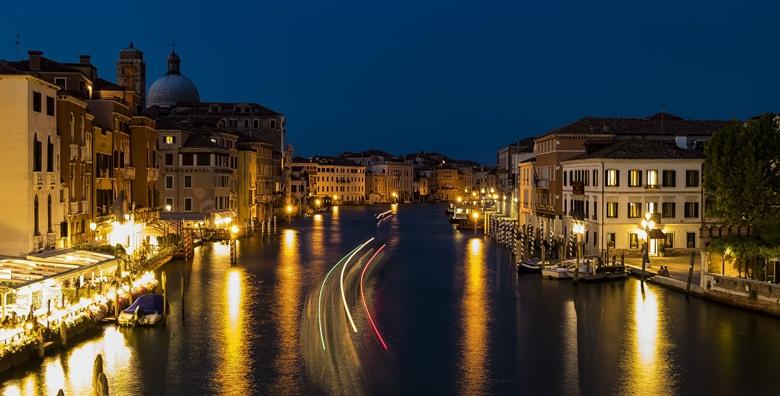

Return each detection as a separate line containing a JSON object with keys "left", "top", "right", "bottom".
{"left": 562, "top": 300, "right": 580, "bottom": 394}
{"left": 273, "top": 229, "right": 301, "bottom": 392}
{"left": 459, "top": 238, "right": 489, "bottom": 395}
{"left": 217, "top": 268, "right": 250, "bottom": 394}
{"left": 622, "top": 282, "right": 671, "bottom": 393}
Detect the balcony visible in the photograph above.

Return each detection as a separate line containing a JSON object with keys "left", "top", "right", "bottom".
{"left": 645, "top": 184, "right": 660, "bottom": 190}
{"left": 46, "top": 232, "right": 56, "bottom": 249}
{"left": 81, "top": 200, "right": 88, "bottom": 212}
{"left": 70, "top": 144, "right": 79, "bottom": 161}
{"left": 46, "top": 173, "right": 57, "bottom": 186}
{"left": 70, "top": 201, "right": 79, "bottom": 214}
{"left": 33, "top": 172, "right": 44, "bottom": 186}
{"left": 537, "top": 179, "right": 550, "bottom": 189}
{"left": 125, "top": 166, "right": 136, "bottom": 180}
{"left": 147, "top": 168, "right": 159, "bottom": 182}
{"left": 81, "top": 146, "right": 91, "bottom": 162}
{"left": 33, "top": 235, "right": 43, "bottom": 251}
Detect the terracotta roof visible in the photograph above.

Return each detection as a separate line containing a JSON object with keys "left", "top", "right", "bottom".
{"left": 565, "top": 139, "right": 704, "bottom": 161}
{"left": 0, "top": 61, "right": 26, "bottom": 75}
{"left": 545, "top": 112, "right": 729, "bottom": 137}
{"left": 8, "top": 57, "right": 84, "bottom": 74}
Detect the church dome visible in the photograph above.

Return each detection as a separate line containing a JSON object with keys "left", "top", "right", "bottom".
{"left": 146, "top": 51, "right": 200, "bottom": 108}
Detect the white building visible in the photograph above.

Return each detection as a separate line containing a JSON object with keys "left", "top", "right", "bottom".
{"left": 0, "top": 68, "right": 66, "bottom": 255}
{"left": 300, "top": 157, "right": 366, "bottom": 204}
{"left": 561, "top": 139, "right": 703, "bottom": 257}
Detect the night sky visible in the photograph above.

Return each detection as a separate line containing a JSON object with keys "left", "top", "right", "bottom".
{"left": 2, "top": 0, "right": 778, "bottom": 164}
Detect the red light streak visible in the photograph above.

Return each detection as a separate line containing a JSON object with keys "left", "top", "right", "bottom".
{"left": 360, "top": 244, "right": 389, "bottom": 350}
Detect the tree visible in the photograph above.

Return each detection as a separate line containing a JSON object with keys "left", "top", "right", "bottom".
{"left": 704, "top": 114, "right": 780, "bottom": 277}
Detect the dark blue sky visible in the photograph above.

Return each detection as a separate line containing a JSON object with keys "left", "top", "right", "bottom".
{"left": 3, "top": 0, "right": 778, "bottom": 164}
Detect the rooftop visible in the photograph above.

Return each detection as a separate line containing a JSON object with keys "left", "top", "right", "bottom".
{"left": 544, "top": 112, "right": 730, "bottom": 138}
{"left": 565, "top": 139, "right": 704, "bottom": 161}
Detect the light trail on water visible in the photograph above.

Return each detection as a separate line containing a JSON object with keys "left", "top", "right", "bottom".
{"left": 360, "top": 243, "right": 389, "bottom": 350}
{"left": 341, "top": 238, "right": 375, "bottom": 333}
{"left": 318, "top": 244, "right": 363, "bottom": 351}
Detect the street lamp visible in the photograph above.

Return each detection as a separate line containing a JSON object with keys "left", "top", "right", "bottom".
{"left": 472, "top": 211, "right": 480, "bottom": 233}
{"left": 89, "top": 222, "right": 97, "bottom": 241}
{"left": 392, "top": 191, "right": 399, "bottom": 203}
{"left": 286, "top": 204, "right": 293, "bottom": 223}
{"left": 165, "top": 204, "right": 172, "bottom": 212}
{"left": 456, "top": 196, "right": 463, "bottom": 204}
{"left": 640, "top": 212, "right": 656, "bottom": 280}
{"left": 572, "top": 222, "right": 586, "bottom": 283}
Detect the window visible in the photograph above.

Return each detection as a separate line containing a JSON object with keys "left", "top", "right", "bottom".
{"left": 46, "top": 137, "right": 53, "bottom": 172}
{"left": 646, "top": 202, "right": 658, "bottom": 214}
{"left": 605, "top": 169, "right": 619, "bottom": 186}
{"left": 593, "top": 232, "right": 598, "bottom": 247}
{"left": 165, "top": 175, "right": 174, "bottom": 189}
{"left": 197, "top": 153, "right": 210, "bottom": 166}
{"left": 165, "top": 135, "right": 175, "bottom": 144}
{"left": 182, "top": 153, "right": 194, "bottom": 166}
{"left": 270, "top": 119, "right": 277, "bottom": 129}
{"left": 686, "top": 170, "right": 700, "bottom": 187}
{"left": 664, "top": 233, "right": 674, "bottom": 248}
{"left": 165, "top": 198, "right": 173, "bottom": 210}
{"left": 684, "top": 202, "right": 699, "bottom": 218}
{"left": 46, "top": 96, "right": 54, "bottom": 116}
{"left": 563, "top": 171, "right": 567, "bottom": 186}
{"left": 253, "top": 119, "right": 259, "bottom": 128}
{"left": 54, "top": 77, "right": 67, "bottom": 89}
{"left": 593, "top": 199, "right": 598, "bottom": 220}
{"left": 662, "top": 202, "right": 676, "bottom": 218}
{"left": 593, "top": 169, "right": 598, "bottom": 186}
{"left": 629, "top": 233, "right": 639, "bottom": 249}
{"left": 687, "top": 232, "right": 696, "bottom": 248}
{"left": 607, "top": 233, "right": 616, "bottom": 247}
{"left": 607, "top": 202, "right": 618, "bottom": 218}
{"left": 33, "top": 91, "right": 42, "bottom": 112}
{"left": 33, "top": 134, "right": 42, "bottom": 172}
{"left": 47, "top": 194, "right": 52, "bottom": 233}
{"left": 628, "top": 202, "right": 641, "bottom": 218}
{"left": 34, "top": 195, "right": 39, "bottom": 236}
{"left": 646, "top": 170, "right": 658, "bottom": 187}
{"left": 184, "top": 198, "right": 192, "bottom": 212}
{"left": 165, "top": 153, "right": 174, "bottom": 166}
{"left": 184, "top": 175, "right": 192, "bottom": 188}
{"left": 628, "top": 170, "right": 642, "bottom": 187}
{"left": 662, "top": 170, "right": 676, "bottom": 187}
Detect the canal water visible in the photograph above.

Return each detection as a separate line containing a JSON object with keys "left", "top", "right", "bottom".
{"left": 2, "top": 204, "right": 780, "bottom": 395}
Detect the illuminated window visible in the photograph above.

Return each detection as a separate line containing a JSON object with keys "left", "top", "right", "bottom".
{"left": 605, "top": 169, "right": 619, "bottom": 186}
{"left": 646, "top": 170, "right": 658, "bottom": 187}
{"left": 165, "top": 135, "right": 175, "bottom": 144}
{"left": 606, "top": 202, "right": 618, "bottom": 218}
{"left": 664, "top": 233, "right": 674, "bottom": 248}
{"left": 629, "top": 233, "right": 639, "bottom": 249}
{"left": 627, "top": 202, "right": 641, "bottom": 218}
{"left": 628, "top": 170, "right": 642, "bottom": 187}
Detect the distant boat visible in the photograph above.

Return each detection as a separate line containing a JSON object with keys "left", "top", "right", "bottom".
{"left": 118, "top": 294, "right": 166, "bottom": 326}
{"left": 376, "top": 210, "right": 394, "bottom": 223}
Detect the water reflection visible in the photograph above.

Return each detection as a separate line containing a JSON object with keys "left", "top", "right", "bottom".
{"left": 459, "top": 238, "right": 489, "bottom": 395}
{"left": 561, "top": 300, "right": 580, "bottom": 395}
{"left": 273, "top": 229, "right": 302, "bottom": 393}
{"left": 217, "top": 268, "right": 250, "bottom": 394}
{"left": 622, "top": 282, "right": 672, "bottom": 393}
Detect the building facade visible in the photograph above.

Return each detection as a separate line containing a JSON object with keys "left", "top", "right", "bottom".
{"left": 561, "top": 140, "right": 704, "bottom": 257}
{"left": 0, "top": 71, "right": 66, "bottom": 255}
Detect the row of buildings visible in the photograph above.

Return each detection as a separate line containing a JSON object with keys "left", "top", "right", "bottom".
{"left": 288, "top": 150, "right": 500, "bottom": 209}
{"left": 493, "top": 112, "right": 729, "bottom": 258}
{"left": 0, "top": 44, "right": 290, "bottom": 257}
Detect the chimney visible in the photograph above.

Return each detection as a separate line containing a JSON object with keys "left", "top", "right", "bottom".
{"left": 28, "top": 50, "right": 43, "bottom": 71}
{"left": 79, "top": 55, "right": 91, "bottom": 65}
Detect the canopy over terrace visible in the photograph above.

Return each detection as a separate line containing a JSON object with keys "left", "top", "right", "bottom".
{"left": 0, "top": 250, "right": 120, "bottom": 318}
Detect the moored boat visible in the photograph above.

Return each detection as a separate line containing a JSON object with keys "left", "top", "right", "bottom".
{"left": 118, "top": 294, "right": 166, "bottom": 326}
{"left": 542, "top": 260, "right": 574, "bottom": 279}
{"left": 566, "top": 259, "right": 628, "bottom": 282}
{"left": 518, "top": 257, "right": 544, "bottom": 273}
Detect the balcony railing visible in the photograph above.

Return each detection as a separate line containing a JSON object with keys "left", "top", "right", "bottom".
{"left": 537, "top": 179, "right": 550, "bottom": 189}
{"left": 147, "top": 168, "right": 159, "bottom": 182}
{"left": 70, "top": 201, "right": 79, "bottom": 214}
{"left": 46, "top": 173, "right": 57, "bottom": 186}
{"left": 81, "top": 200, "right": 88, "bottom": 212}
{"left": 33, "top": 235, "right": 43, "bottom": 251}
{"left": 645, "top": 184, "right": 660, "bottom": 190}
{"left": 125, "top": 167, "right": 136, "bottom": 180}
{"left": 33, "top": 172, "right": 44, "bottom": 186}
{"left": 46, "top": 232, "right": 56, "bottom": 249}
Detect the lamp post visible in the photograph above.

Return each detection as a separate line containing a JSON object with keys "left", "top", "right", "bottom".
{"left": 89, "top": 222, "right": 97, "bottom": 242}
{"left": 640, "top": 212, "right": 656, "bottom": 282}
{"left": 573, "top": 222, "right": 585, "bottom": 283}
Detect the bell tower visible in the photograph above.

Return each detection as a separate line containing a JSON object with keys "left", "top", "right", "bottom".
{"left": 116, "top": 42, "right": 146, "bottom": 114}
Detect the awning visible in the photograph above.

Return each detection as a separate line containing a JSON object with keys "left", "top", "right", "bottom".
{"left": 649, "top": 229, "right": 666, "bottom": 240}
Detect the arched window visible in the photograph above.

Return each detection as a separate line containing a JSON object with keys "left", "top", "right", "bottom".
{"left": 33, "top": 195, "right": 40, "bottom": 236}
{"left": 33, "top": 133, "right": 42, "bottom": 172}
{"left": 47, "top": 194, "right": 52, "bottom": 233}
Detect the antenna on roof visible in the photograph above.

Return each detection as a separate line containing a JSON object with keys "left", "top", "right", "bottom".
{"left": 15, "top": 33, "right": 20, "bottom": 61}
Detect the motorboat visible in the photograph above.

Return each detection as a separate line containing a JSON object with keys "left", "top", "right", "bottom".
{"left": 118, "top": 294, "right": 166, "bottom": 326}
{"left": 542, "top": 260, "right": 575, "bottom": 279}
{"left": 566, "top": 258, "right": 628, "bottom": 282}
{"left": 518, "top": 257, "right": 544, "bottom": 274}
{"left": 376, "top": 210, "right": 394, "bottom": 222}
